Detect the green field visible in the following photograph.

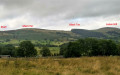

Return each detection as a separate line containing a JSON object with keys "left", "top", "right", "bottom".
{"left": 0, "top": 39, "right": 67, "bottom": 46}
{"left": 36, "top": 47, "right": 60, "bottom": 55}
{"left": 0, "top": 56, "right": 120, "bottom": 75}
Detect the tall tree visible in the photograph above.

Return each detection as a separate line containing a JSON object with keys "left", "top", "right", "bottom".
{"left": 17, "top": 41, "right": 37, "bottom": 57}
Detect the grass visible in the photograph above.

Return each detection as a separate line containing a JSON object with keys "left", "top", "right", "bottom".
{"left": 36, "top": 47, "right": 60, "bottom": 55}
{"left": 0, "top": 56, "right": 120, "bottom": 75}
{"left": 49, "top": 47, "right": 60, "bottom": 54}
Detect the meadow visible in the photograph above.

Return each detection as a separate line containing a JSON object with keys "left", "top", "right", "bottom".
{"left": 0, "top": 56, "right": 120, "bottom": 75}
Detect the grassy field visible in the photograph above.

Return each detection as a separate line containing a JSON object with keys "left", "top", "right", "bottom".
{"left": 0, "top": 56, "right": 120, "bottom": 75}
{"left": 36, "top": 47, "right": 60, "bottom": 55}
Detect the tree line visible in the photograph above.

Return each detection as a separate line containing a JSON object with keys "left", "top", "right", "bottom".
{"left": 0, "top": 41, "right": 52, "bottom": 57}
{"left": 0, "top": 41, "right": 36, "bottom": 57}
{"left": 0, "top": 38, "right": 120, "bottom": 58}
{"left": 60, "top": 38, "right": 120, "bottom": 58}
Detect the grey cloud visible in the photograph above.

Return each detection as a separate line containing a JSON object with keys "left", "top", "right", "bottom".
{"left": 0, "top": 0, "right": 120, "bottom": 19}
{"left": 66, "top": 0, "right": 120, "bottom": 18}
{"left": 0, "top": 0, "right": 120, "bottom": 31}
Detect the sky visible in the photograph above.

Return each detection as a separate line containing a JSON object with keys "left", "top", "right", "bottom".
{"left": 0, "top": 0, "right": 120, "bottom": 31}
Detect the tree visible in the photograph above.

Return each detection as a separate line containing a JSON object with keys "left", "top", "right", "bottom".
{"left": 0, "top": 46, "right": 2, "bottom": 55}
{"left": 5, "top": 39, "right": 10, "bottom": 42}
{"left": 84, "top": 38, "right": 99, "bottom": 56}
{"left": 64, "top": 42, "right": 81, "bottom": 58}
{"left": 17, "top": 41, "right": 37, "bottom": 57}
{"left": 96, "top": 39, "right": 118, "bottom": 56}
{"left": 40, "top": 47, "right": 51, "bottom": 57}
{"left": 62, "top": 38, "right": 119, "bottom": 58}
{"left": 103, "top": 40, "right": 117, "bottom": 55}
{"left": 0, "top": 44, "right": 16, "bottom": 57}
{"left": 59, "top": 43, "right": 68, "bottom": 55}
{"left": 117, "top": 43, "right": 120, "bottom": 55}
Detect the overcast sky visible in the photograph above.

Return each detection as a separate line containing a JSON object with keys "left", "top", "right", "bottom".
{"left": 0, "top": 0, "right": 120, "bottom": 31}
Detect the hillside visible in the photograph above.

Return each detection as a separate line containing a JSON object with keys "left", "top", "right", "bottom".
{"left": 0, "top": 28, "right": 77, "bottom": 40}
{"left": 71, "top": 27, "right": 120, "bottom": 39}
{"left": 71, "top": 29, "right": 107, "bottom": 38}
{"left": 95, "top": 27, "right": 120, "bottom": 38}
{"left": 0, "top": 27, "right": 120, "bottom": 45}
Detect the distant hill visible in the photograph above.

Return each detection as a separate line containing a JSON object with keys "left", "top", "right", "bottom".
{"left": 0, "top": 27, "right": 120, "bottom": 45}
{"left": 0, "top": 28, "right": 77, "bottom": 40}
{"left": 95, "top": 27, "right": 120, "bottom": 38}
{"left": 71, "top": 29, "right": 107, "bottom": 38}
{"left": 71, "top": 27, "right": 120, "bottom": 39}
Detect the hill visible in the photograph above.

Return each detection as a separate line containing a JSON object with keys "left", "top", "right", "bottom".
{"left": 0, "top": 27, "right": 120, "bottom": 45}
{"left": 71, "top": 27, "right": 120, "bottom": 39}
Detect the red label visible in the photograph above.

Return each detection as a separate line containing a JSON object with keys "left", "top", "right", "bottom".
{"left": 106, "top": 23, "right": 117, "bottom": 25}
{"left": 1, "top": 26, "right": 7, "bottom": 28}
{"left": 69, "top": 23, "right": 80, "bottom": 26}
{"left": 22, "top": 25, "right": 33, "bottom": 27}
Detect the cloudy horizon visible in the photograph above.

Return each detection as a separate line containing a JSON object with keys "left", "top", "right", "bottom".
{"left": 0, "top": 0, "right": 120, "bottom": 31}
